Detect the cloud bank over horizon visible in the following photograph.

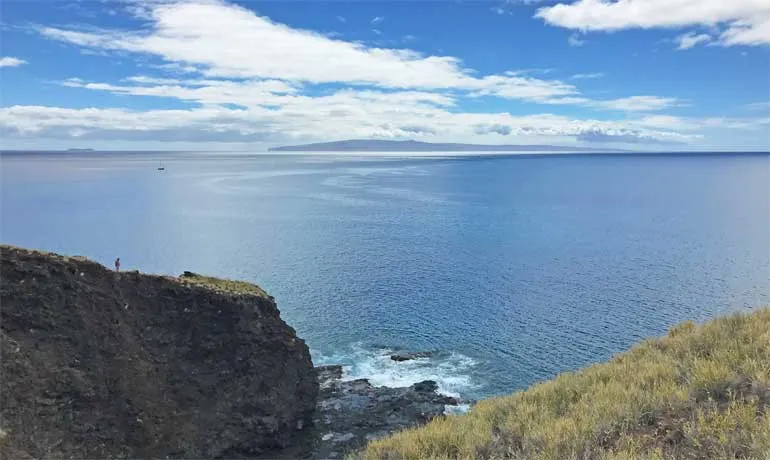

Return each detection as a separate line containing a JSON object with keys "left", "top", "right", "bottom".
{"left": 1, "top": 0, "right": 768, "bottom": 151}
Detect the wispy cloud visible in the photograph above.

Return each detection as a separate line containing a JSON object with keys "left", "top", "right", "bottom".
{"left": 675, "top": 32, "right": 712, "bottom": 50}
{"left": 570, "top": 72, "right": 604, "bottom": 80}
{"left": 568, "top": 34, "right": 586, "bottom": 47}
{"left": 591, "top": 95, "right": 682, "bottom": 112}
{"left": 542, "top": 95, "right": 683, "bottom": 112}
{"left": 371, "top": 16, "right": 384, "bottom": 25}
{"left": 336, "top": 15, "right": 346, "bottom": 23}
{"left": 0, "top": 56, "right": 27, "bottom": 67}
{"left": 745, "top": 101, "right": 770, "bottom": 111}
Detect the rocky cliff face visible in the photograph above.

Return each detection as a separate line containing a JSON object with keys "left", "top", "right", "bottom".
{"left": 0, "top": 246, "right": 318, "bottom": 459}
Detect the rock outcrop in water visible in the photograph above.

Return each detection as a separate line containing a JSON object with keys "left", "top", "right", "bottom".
{"left": 0, "top": 246, "right": 318, "bottom": 459}
{"left": 390, "top": 351, "right": 433, "bottom": 362}
{"left": 305, "top": 365, "right": 462, "bottom": 459}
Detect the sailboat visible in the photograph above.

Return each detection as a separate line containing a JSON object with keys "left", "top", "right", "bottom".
{"left": 157, "top": 161, "right": 165, "bottom": 171}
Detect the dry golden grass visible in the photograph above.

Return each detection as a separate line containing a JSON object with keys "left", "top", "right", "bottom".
{"left": 359, "top": 308, "right": 770, "bottom": 460}
{"left": 177, "top": 272, "right": 269, "bottom": 298}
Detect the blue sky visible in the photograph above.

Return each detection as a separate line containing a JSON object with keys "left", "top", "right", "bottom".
{"left": 1, "top": 0, "right": 769, "bottom": 151}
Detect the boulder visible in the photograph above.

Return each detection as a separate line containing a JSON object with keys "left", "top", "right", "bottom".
{"left": 411, "top": 380, "right": 439, "bottom": 393}
{"left": 390, "top": 351, "right": 434, "bottom": 362}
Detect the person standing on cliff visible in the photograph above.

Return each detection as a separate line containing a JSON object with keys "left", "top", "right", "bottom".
{"left": 115, "top": 257, "right": 121, "bottom": 272}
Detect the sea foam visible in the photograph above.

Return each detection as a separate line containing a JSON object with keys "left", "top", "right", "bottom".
{"left": 312, "top": 344, "right": 480, "bottom": 405}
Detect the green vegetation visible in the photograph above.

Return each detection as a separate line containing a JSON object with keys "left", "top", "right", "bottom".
{"left": 178, "top": 271, "right": 268, "bottom": 298}
{"left": 359, "top": 308, "right": 770, "bottom": 460}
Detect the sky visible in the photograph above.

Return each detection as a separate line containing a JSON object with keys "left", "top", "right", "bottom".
{"left": 0, "top": 0, "right": 769, "bottom": 151}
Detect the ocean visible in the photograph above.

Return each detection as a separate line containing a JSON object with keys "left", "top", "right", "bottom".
{"left": 2, "top": 151, "right": 768, "bottom": 401}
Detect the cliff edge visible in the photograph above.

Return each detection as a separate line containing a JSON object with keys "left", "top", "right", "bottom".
{"left": 0, "top": 246, "right": 318, "bottom": 459}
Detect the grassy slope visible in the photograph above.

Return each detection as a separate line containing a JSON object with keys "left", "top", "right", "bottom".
{"left": 360, "top": 309, "right": 770, "bottom": 460}
{"left": 178, "top": 271, "right": 269, "bottom": 298}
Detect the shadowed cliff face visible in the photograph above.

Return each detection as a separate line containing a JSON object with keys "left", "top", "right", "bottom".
{"left": 0, "top": 246, "right": 318, "bottom": 459}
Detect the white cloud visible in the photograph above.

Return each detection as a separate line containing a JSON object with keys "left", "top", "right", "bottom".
{"left": 147, "top": 62, "right": 201, "bottom": 74}
{"left": 576, "top": 128, "right": 688, "bottom": 144}
{"left": 61, "top": 71, "right": 679, "bottom": 116}
{"left": 593, "top": 95, "right": 682, "bottom": 112}
{"left": 541, "top": 95, "right": 681, "bottom": 112}
{"left": 37, "top": 0, "right": 598, "bottom": 106}
{"left": 0, "top": 103, "right": 707, "bottom": 146}
{"left": 635, "top": 114, "right": 770, "bottom": 131}
{"left": 124, "top": 75, "right": 186, "bottom": 85}
{"left": 38, "top": 1, "right": 582, "bottom": 103}
{"left": 675, "top": 32, "right": 712, "bottom": 50}
{"left": 8, "top": 0, "right": 758, "bottom": 148}
{"left": 35, "top": 0, "right": 688, "bottom": 115}
{"left": 568, "top": 34, "right": 586, "bottom": 46}
{"left": 475, "top": 124, "right": 513, "bottom": 135}
{"left": 467, "top": 73, "right": 578, "bottom": 101}
{"left": 336, "top": 15, "right": 346, "bottom": 23}
{"left": 537, "top": 0, "right": 770, "bottom": 46}
{"left": 60, "top": 76, "right": 456, "bottom": 110}
{"left": 0, "top": 105, "right": 278, "bottom": 142}
{"left": 0, "top": 57, "right": 27, "bottom": 67}
{"left": 745, "top": 101, "right": 770, "bottom": 111}
{"left": 720, "top": 16, "right": 770, "bottom": 46}
{"left": 571, "top": 72, "right": 604, "bottom": 79}
{"left": 371, "top": 16, "right": 384, "bottom": 25}
{"left": 61, "top": 77, "right": 302, "bottom": 107}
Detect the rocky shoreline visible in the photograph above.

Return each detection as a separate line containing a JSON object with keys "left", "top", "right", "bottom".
{"left": 0, "top": 246, "right": 468, "bottom": 459}
{"left": 306, "top": 365, "right": 464, "bottom": 460}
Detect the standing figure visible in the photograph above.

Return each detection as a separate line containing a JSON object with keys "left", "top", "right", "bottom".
{"left": 115, "top": 257, "right": 121, "bottom": 272}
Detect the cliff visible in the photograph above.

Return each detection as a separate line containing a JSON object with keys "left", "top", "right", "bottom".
{"left": 0, "top": 246, "right": 318, "bottom": 459}
{"left": 360, "top": 308, "right": 770, "bottom": 459}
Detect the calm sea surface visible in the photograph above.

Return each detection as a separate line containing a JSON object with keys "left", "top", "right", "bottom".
{"left": 2, "top": 152, "right": 769, "bottom": 400}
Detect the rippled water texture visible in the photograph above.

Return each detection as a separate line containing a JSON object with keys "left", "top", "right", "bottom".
{"left": 2, "top": 152, "right": 769, "bottom": 399}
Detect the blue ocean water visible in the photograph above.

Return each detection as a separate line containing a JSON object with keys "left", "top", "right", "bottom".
{"left": 2, "top": 152, "right": 769, "bottom": 400}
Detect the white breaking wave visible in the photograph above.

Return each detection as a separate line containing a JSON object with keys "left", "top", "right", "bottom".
{"left": 312, "top": 344, "right": 480, "bottom": 402}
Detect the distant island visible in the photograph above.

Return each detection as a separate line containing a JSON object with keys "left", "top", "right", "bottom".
{"left": 269, "top": 139, "right": 621, "bottom": 153}
{"left": 65, "top": 148, "right": 95, "bottom": 152}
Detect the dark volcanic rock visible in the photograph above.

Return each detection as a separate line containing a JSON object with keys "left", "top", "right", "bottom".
{"left": 306, "top": 367, "right": 461, "bottom": 459}
{"left": 0, "top": 246, "right": 318, "bottom": 459}
{"left": 390, "top": 351, "right": 433, "bottom": 362}
{"left": 412, "top": 380, "right": 439, "bottom": 393}
{"left": 316, "top": 365, "right": 344, "bottom": 386}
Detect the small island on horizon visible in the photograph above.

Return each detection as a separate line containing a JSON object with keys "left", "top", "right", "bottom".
{"left": 269, "top": 139, "right": 623, "bottom": 153}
